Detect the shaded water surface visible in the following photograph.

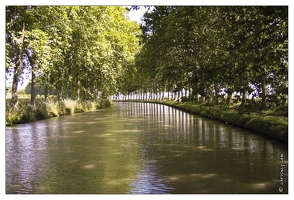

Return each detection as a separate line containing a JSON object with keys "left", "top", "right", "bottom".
{"left": 6, "top": 102, "right": 288, "bottom": 194}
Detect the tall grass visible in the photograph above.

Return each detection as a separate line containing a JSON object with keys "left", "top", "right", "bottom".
{"left": 6, "top": 98, "right": 112, "bottom": 125}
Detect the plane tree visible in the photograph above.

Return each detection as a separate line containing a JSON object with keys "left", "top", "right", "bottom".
{"left": 134, "top": 6, "right": 288, "bottom": 110}
{"left": 6, "top": 6, "right": 141, "bottom": 103}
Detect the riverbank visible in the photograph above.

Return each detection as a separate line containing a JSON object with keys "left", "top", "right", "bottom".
{"left": 115, "top": 100, "right": 288, "bottom": 143}
{"left": 6, "top": 98, "right": 112, "bottom": 126}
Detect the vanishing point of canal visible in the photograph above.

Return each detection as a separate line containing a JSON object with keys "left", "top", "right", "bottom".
{"left": 6, "top": 102, "right": 288, "bottom": 194}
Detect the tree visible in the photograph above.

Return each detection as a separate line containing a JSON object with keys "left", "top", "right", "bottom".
{"left": 6, "top": 6, "right": 30, "bottom": 107}
{"left": 223, "top": 6, "right": 288, "bottom": 108}
{"left": 134, "top": 6, "right": 288, "bottom": 110}
{"left": 6, "top": 6, "right": 141, "bottom": 103}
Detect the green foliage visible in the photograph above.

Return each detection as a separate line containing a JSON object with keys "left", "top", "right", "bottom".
{"left": 34, "top": 101, "right": 49, "bottom": 119}
{"left": 128, "top": 6, "right": 288, "bottom": 112}
{"left": 45, "top": 100, "right": 59, "bottom": 117}
{"left": 6, "top": 102, "right": 49, "bottom": 124}
{"left": 6, "top": 107, "right": 21, "bottom": 125}
{"left": 98, "top": 99, "right": 112, "bottom": 108}
{"left": 6, "top": 6, "right": 141, "bottom": 104}
{"left": 264, "top": 105, "right": 288, "bottom": 117}
{"left": 25, "top": 82, "right": 58, "bottom": 96}
{"left": 6, "top": 6, "right": 287, "bottom": 117}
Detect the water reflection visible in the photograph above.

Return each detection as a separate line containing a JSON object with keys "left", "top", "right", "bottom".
{"left": 6, "top": 102, "right": 288, "bottom": 194}
{"left": 129, "top": 159, "right": 173, "bottom": 194}
{"left": 118, "top": 102, "right": 288, "bottom": 193}
{"left": 6, "top": 122, "right": 50, "bottom": 193}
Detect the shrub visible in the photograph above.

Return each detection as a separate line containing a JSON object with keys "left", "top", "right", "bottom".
{"left": 45, "top": 100, "right": 59, "bottom": 117}
{"left": 35, "top": 102, "right": 49, "bottom": 120}
{"left": 6, "top": 98, "right": 112, "bottom": 125}
{"left": 6, "top": 107, "right": 21, "bottom": 125}
{"left": 6, "top": 115, "right": 21, "bottom": 125}
{"left": 20, "top": 104, "right": 36, "bottom": 123}
{"left": 104, "top": 99, "right": 112, "bottom": 107}
{"left": 81, "top": 101, "right": 95, "bottom": 111}
{"left": 57, "top": 101, "right": 66, "bottom": 115}
{"left": 94, "top": 101, "right": 101, "bottom": 109}
{"left": 62, "top": 99, "right": 76, "bottom": 114}
{"left": 74, "top": 102, "right": 85, "bottom": 113}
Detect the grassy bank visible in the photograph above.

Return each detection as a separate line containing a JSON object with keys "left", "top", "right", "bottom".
{"left": 116, "top": 100, "right": 288, "bottom": 143}
{"left": 6, "top": 98, "right": 112, "bottom": 125}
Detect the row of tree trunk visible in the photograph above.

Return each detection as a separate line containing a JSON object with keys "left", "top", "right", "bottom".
{"left": 113, "top": 87, "right": 262, "bottom": 108}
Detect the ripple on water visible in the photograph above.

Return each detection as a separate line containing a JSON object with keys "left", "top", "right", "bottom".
{"left": 82, "top": 164, "right": 96, "bottom": 169}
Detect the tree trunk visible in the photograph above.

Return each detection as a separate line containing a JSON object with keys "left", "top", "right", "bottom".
{"left": 57, "top": 79, "right": 63, "bottom": 101}
{"left": 261, "top": 80, "right": 267, "bottom": 110}
{"left": 201, "top": 96, "right": 205, "bottom": 103}
{"left": 11, "top": 23, "right": 25, "bottom": 107}
{"left": 195, "top": 93, "right": 199, "bottom": 103}
{"left": 93, "top": 83, "right": 98, "bottom": 99}
{"left": 68, "top": 55, "right": 73, "bottom": 99}
{"left": 214, "top": 84, "right": 220, "bottom": 104}
{"left": 226, "top": 91, "right": 232, "bottom": 105}
{"left": 188, "top": 88, "right": 192, "bottom": 101}
{"left": 30, "top": 65, "right": 36, "bottom": 105}
{"left": 44, "top": 86, "right": 49, "bottom": 101}
{"left": 207, "top": 96, "right": 212, "bottom": 104}
{"left": 76, "top": 80, "right": 80, "bottom": 101}
{"left": 44, "top": 74, "right": 50, "bottom": 101}
{"left": 240, "top": 87, "right": 249, "bottom": 107}
{"left": 141, "top": 89, "right": 144, "bottom": 100}
{"left": 11, "top": 59, "right": 22, "bottom": 107}
{"left": 27, "top": 54, "right": 37, "bottom": 105}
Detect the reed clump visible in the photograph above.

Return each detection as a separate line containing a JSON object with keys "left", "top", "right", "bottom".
{"left": 6, "top": 98, "right": 112, "bottom": 125}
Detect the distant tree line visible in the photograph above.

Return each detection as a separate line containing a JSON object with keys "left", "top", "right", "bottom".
{"left": 24, "top": 82, "right": 58, "bottom": 96}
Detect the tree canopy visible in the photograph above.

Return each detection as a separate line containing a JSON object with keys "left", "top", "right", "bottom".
{"left": 130, "top": 6, "right": 288, "bottom": 109}
{"left": 6, "top": 6, "right": 141, "bottom": 106}
{"left": 6, "top": 6, "right": 288, "bottom": 110}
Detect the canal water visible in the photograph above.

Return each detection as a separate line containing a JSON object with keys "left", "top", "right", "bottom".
{"left": 6, "top": 102, "right": 288, "bottom": 194}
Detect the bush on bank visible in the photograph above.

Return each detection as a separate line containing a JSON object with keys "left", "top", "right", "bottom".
{"left": 6, "top": 98, "right": 112, "bottom": 125}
